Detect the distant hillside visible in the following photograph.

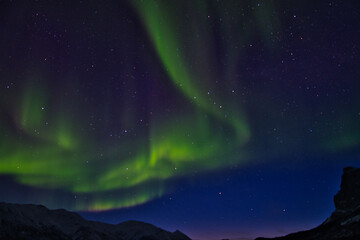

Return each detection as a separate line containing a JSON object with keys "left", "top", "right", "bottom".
{"left": 0, "top": 202, "right": 191, "bottom": 240}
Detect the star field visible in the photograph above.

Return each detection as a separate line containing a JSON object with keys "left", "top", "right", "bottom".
{"left": 0, "top": 0, "right": 360, "bottom": 239}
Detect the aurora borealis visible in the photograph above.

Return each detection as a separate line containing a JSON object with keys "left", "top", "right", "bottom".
{"left": 1, "top": 0, "right": 360, "bottom": 239}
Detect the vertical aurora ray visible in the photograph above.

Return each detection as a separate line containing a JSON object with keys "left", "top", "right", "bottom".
{"left": 133, "top": 0, "right": 251, "bottom": 163}
{"left": 135, "top": 1, "right": 249, "bottom": 137}
{"left": 20, "top": 87, "right": 47, "bottom": 133}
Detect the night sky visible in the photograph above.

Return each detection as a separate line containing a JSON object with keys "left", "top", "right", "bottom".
{"left": 0, "top": 0, "right": 360, "bottom": 239}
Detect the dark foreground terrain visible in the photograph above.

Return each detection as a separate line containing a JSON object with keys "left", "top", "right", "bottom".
{"left": 1, "top": 167, "right": 359, "bottom": 240}
{"left": 256, "top": 167, "right": 360, "bottom": 240}
{"left": 0, "top": 202, "right": 191, "bottom": 240}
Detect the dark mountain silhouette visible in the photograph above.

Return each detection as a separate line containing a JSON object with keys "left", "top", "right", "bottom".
{"left": 0, "top": 202, "right": 191, "bottom": 240}
{"left": 256, "top": 166, "right": 360, "bottom": 240}
{"left": 2, "top": 167, "right": 359, "bottom": 240}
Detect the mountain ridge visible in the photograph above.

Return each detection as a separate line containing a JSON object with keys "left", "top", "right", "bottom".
{"left": 0, "top": 202, "right": 191, "bottom": 240}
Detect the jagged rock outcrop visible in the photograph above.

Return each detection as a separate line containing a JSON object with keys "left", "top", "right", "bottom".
{"left": 0, "top": 202, "right": 191, "bottom": 240}
{"left": 256, "top": 167, "right": 360, "bottom": 240}
{"left": 334, "top": 167, "right": 360, "bottom": 211}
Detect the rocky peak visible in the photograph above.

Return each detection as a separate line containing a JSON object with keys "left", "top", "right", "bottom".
{"left": 334, "top": 167, "right": 360, "bottom": 211}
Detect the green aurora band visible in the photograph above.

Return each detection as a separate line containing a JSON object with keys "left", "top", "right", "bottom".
{"left": 0, "top": 1, "right": 255, "bottom": 211}
{"left": 3, "top": 0, "right": 357, "bottom": 212}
